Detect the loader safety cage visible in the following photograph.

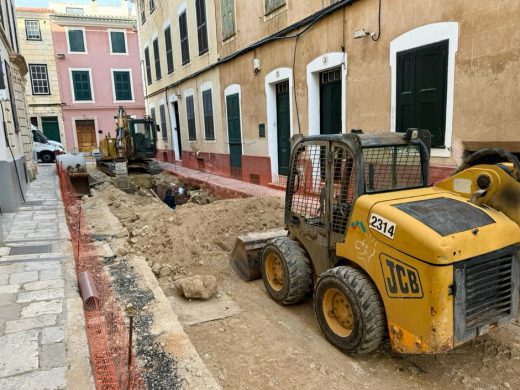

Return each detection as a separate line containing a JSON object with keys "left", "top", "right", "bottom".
{"left": 285, "top": 129, "right": 431, "bottom": 233}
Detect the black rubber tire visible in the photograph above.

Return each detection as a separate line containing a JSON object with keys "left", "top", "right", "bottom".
{"left": 261, "top": 237, "right": 313, "bottom": 305}
{"left": 41, "top": 152, "right": 55, "bottom": 163}
{"left": 314, "top": 266, "right": 386, "bottom": 355}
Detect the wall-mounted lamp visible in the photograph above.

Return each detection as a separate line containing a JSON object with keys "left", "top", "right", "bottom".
{"left": 56, "top": 53, "right": 65, "bottom": 59}
{"left": 353, "top": 29, "right": 370, "bottom": 39}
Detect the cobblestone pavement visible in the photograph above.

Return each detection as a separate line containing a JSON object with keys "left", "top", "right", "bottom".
{"left": 0, "top": 164, "right": 93, "bottom": 390}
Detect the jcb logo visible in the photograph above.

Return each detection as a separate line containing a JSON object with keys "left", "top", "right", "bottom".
{"left": 380, "top": 255, "right": 423, "bottom": 299}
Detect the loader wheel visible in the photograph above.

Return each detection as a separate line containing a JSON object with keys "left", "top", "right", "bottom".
{"left": 314, "top": 266, "right": 386, "bottom": 355}
{"left": 41, "top": 151, "right": 55, "bottom": 163}
{"left": 261, "top": 237, "right": 312, "bottom": 305}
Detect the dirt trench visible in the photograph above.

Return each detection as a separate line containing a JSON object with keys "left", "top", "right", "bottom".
{"left": 84, "top": 174, "right": 520, "bottom": 390}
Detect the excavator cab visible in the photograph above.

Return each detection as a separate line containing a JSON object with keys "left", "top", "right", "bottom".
{"left": 129, "top": 118, "right": 158, "bottom": 159}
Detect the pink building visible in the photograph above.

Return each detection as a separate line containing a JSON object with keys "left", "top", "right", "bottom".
{"left": 50, "top": 5, "right": 145, "bottom": 153}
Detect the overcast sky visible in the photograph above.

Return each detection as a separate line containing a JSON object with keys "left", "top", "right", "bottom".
{"left": 15, "top": 0, "right": 123, "bottom": 8}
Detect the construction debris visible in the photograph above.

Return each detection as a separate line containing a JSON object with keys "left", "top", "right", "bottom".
{"left": 175, "top": 275, "right": 218, "bottom": 301}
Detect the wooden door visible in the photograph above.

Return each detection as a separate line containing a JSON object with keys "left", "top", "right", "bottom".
{"left": 41, "top": 116, "right": 60, "bottom": 143}
{"left": 276, "top": 81, "right": 291, "bottom": 176}
{"left": 396, "top": 40, "right": 448, "bottom": 148}
{"left": 320, "top": 67, "right": 342, "bottom": 135}
{"left": 226, "top": 93, "right": 242, "bottom": 173}
{"left": 75, "top": 120, "right": 96, "bottom": 153}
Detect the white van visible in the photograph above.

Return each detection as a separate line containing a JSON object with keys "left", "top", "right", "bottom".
{"left": 32, "top": 125, "right": 65, "bottom": 163}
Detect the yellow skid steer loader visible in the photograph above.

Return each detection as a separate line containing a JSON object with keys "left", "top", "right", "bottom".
{"left": 231, "top": 129, "right": 520, "bottom": 355}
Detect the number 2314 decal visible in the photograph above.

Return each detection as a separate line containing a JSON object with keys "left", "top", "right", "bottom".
{"left": 369, "top": 213, "right": 396, "bottom": 239}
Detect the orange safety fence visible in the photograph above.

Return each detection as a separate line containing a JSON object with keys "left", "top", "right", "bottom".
{"left": 57, "top": 164, "right": 144, "bottom": 389}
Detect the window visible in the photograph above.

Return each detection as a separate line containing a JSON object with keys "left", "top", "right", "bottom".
{"left": 66, "top": 7, "right": 84, "bottom": 15}
{"left": 68, "top": 29, "right": 86, "bottom": 53}
{"left": 152, "top": 38, "right": 161, "bottom": 80}
{"left": 110, "top": 31, "right": 126, "bottom": 54}
{"left": 159, "top": 104, "right": 167, "bottom": 140}
{"left": 164, "top": 26, "right": 174, "bottom": 73}
{"left": 195, "top": 0, "right": 208, "bottom": 55}
{"left": 186, "top": 95, "right": 196, "bottom": 140}
{"left": 396, "top": 40, "right": 449, "bottom": 148}
{"left": 179, "top": 12, "right": 190, "bottom": 65}
{"left": 140, "top": 0, "right": 146, "bottom": 24}
{"left": 144, "top": 47, "right": 152, "bottom": 85}
{"left": 29, "top": 64, "right": 50, "bottom": 95}
{"left": 265, "top": 0, "right": 285, "bottom": 15}
{"left": 202, "top": 89, "right": 214, "bottom": 140}
{"left": 71, "top": 70, "right": 93, "bottom": 101}
{"left": 221, "top": 0, "right": 235, "bottom": 40}
{"left": 113, "top": 70, "right": 133, "bottom": 101}
{"left": 25, "top": 20, "right": 41, "bottom": 40}
{"left": 150, "top": 0, "right": 155, "bottom": 13}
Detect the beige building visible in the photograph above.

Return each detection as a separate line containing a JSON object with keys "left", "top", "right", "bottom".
{"left": 136, "top": 0, "right": 226, "bottom": 173}
{"left": 138, "top": 0, "right": 520, "bottom": 186}
{"left": 0, "top": 0, "right": 35, "bottom": 213}
{"left": 17, "top": 7, "right": 65, "bottom": 147}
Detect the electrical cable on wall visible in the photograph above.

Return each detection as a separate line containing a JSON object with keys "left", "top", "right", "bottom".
{"left": 371, "top": 0, "right": 382, "bottom": 41}
{"left": 0, "top": 99, "right": 26, "bottom": 203}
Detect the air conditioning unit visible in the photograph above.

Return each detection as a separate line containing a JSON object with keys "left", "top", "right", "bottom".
{"left": 56, "top": 53, "right": 65, "bottom": 59}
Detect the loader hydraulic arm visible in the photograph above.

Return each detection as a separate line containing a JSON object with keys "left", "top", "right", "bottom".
{"left": 435, "top": 148, "right": 520, "bottom": 226}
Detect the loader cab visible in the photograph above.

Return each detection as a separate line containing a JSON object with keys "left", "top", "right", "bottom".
{"left": 129, "top": 118, "right": 158, "bottom": 159}
{"left": 285, "top": 129, "right": 431, "bottom": 275}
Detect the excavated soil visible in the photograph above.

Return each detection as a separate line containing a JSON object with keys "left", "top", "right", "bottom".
{"left": 86, "top": 177, "right": 520, "bottom": 390}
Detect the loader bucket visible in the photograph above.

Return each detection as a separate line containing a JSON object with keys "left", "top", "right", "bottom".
{"left": 69, "top": 172, "right": 91, "bottom": 196}
{"left": 230, "top": 229, "right": 287, "bottom": 281}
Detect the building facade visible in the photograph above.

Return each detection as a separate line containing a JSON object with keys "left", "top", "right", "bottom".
{"left": 50, "top": 1, "right": 145, "bottom": 153}
{"left": 17, "top": 7, "right": 65, "bottom": 147}
{"left": 138, "top": 0, "right": 520, "bottom": 186}
{"left": 136, "top": 0, "right": 223, "bottom": 168}
{"left": 0, "top": 0, "right": 35, "bottom": 213}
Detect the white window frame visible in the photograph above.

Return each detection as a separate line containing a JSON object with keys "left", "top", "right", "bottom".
{"left": 108, "top": 29, "right": 128, "bottom": 55}
{"left": 29, "top": 64, "right": 50, "bottom": 95}
{"left": 111, "top": 68, "right": 135, "bottom": 103}
{"left": 306, "top": 52, "right": 347, "bottom": 136}
{"left": 69, "top": 68, "right": 95, "bottom": 103}
{"left": 25, "top": 20, "right": 41, "bottom": 40}
{"left": 390, "top": 22, "right": 459, "bottom": 158}
{"left": 200, "top": 81, "right": 216, "bottom": 143}
{"left": 66, "top": 27, "right": 88, "bottom": 54}
{"left": 265, "top": 67, "right": 293, "bottom": 177}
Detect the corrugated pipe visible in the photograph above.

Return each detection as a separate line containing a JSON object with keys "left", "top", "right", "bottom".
{"left": 78, "top": 271, "right": 100, "bottom": 311}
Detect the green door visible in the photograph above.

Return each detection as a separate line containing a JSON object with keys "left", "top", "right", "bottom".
{"left": 226, "top": 93, "right": 242, "bottom": 170}
{"left": 320, "top": 68, "right": 342, "bottom": 135}
{"left": 396, "top": 40, "right": 448, "bottom": 148}
{"left": 276, "top": 81, "right": 290, "bottom": 176}
{"left": 41, "top": 117, "right": 60, "bottom": 142}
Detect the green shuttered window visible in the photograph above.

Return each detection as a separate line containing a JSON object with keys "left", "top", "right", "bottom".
{"left": 110, "top": 31, "right": 126, "bottom": 54}
{"left": 186, "top": 95, "right": 196, "bottom": 141}
{"left": 179, "top": 12, "right": 190, "bottom": 65}
{"left": 153, "top": 38, "right": 161, "bottom": 80}
{"left": 113, "top": 71, "right": 132, "bottom": 101}
{"left": 144, "top": 47, "right": 152, "bottom": 85}
{"left": 221, "top": 0, "right": 235, "bottom": 40}
{"left": 202, "top": 89, "right": 214, "bottom": 140}
{"left": 68, "top": 29, "right": 85, "bottom": 52}
{"left": 265, "top": 0, "right": 285, "bottom": 15}
{"left": 164, "top": 26, "right": 174, "bottom": 73}
{"left": 196, "top": 0, "right": 208, "bottom": 55}
{"left": 71, "top": 70, "right": 92, "bottom": 101}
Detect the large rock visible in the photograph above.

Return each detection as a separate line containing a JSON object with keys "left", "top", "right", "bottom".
{"left": 175, "top": 275, "right": 217, "bottom": 301}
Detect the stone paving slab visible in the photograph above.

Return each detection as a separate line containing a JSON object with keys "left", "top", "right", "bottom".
{"left": 0, "top": 165, "right": 92, "bottom": 389}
